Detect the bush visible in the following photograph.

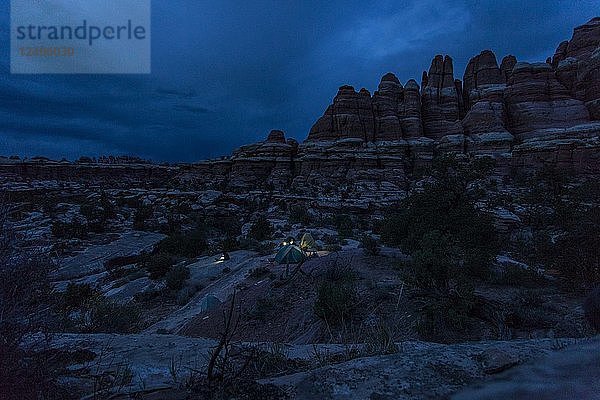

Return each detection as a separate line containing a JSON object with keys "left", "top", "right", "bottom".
{"left": 583, "top": 287, "right": 600, "bottom": 333}
{"left": 381, "top": 155, "right": 499, "bottom": 282}
{"left": 142, "top": 253, "right": 174, "bottom": 279}
{"left": 550, "top": 206, "right": 600, "bottom": 288}
{"left": 324, "top": 244, "right": 342, "bottom": 252}
{"left": 314, "top": 281, "right": 357, "bottom": 327}
{"left": 248, "top": 216, "right": 274, "bottom": 241}
{"left": 407, "top": 231, "right": 458, "bottom": 290}
{"left": 220, "top": 234, "right": 239, "bottom": 253}
{"left": 314, "top": 264, "right": 358, "bottom": 326}
{"left": 289, "top": 206, "right": 311, "bottom": 225}
{"left": 165, "top": 265, "right": 190, "bottom": 291}
{"left": 0, "top": 210, "right": 66, "bottom": 399}
{"left": 157, "top": 229, "right": 208, "bottom": 258}
{"left": 80, "top": 193, "right": 115, "bottom": 233}
{"left": 248, "top": 266, "right": 271, "bottom": 279}
{"left": 360, "top": 235, "right": 380, "bottom": 256}
{"left": 133, "top": 204, "right": 153, "bottom": 230}
{"left": 415, "top": 285, "right": 476, "bottom": 342}
{"left": 62, "top": 283, "right": 100, "bottom": 310}
{"left": 87, "top": 298, "right": 140, "bottom": 333}
{"left": 250, "top": 296, "right": 276, "bottom": 321}
{"left": 333, "top": 214, "right": 354, "bottom": 238}
{"left": 51, "top": 219, "right": 88, "bottom": 239}
{"left": 493, "top": 265, "right": 547, "bottom": 288}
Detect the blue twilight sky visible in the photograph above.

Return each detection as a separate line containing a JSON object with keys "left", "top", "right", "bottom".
{"left": 0, "top": 0, "right": 597, "bottom": 162}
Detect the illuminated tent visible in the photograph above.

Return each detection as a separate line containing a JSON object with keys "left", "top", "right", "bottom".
{"left": 299, "top": 233, "right": 316, "bottom": 250}
{"left": 274, "top": 244, "right": 305, "bottom": 264}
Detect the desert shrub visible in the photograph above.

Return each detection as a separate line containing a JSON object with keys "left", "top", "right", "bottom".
{"left": 62, "top": 283, "right": 100, "bottom": 310}
{"left": 220, "top": 234, "right": 239, "bottom": 253}
{"left": 333, "top": 214, "right": 354, "bottom": 238}
{"left": 239, "top": 238, "right": 275, "bottom": 255}
{"left": 289, "top": 206, "right": 311, "bottom": 225}
{"left": 105, "top": 254, "right": 141, "bottom": 270}
{"left": 248, "top": 266, "right": 271, "bottom": 279}
{"left": 141, "top": 253, "right": 174, "bottom": 279}
{"left": 314, "top": 264, "right": 358, "bottom": 326}
{"left": 157, "top": 228, "right": 208, "bottom": 258}
{"left": 86, "top": 298, "right": 140, "bottom": 333}
{"left": 51, "top": 219, "right": 88, "bottom": 239}
{"left": 255, "top": 241, "right": 275, "bottom": 255}
{"left": 0, "top": 207, "right": 67, "bottom": 399}
{"left": 314, "top": 281, "right": 357, "bottom": 326}
{"left": 360, "top": 235, "right": 380, "bottom": 256}
{"left": 132, "top": 204, "right": 153, "bottom": 230}
{"left": 382, "top": 155, "right": 499, "bottom": 281}
{"left": 407, "top": 231, "right": 458, "bottom": 290}
{"left": 105, "top": 254, "right": 143, "bottom": 280}
{"left": 250, "top": 296, "right": 276, "bottom": 321}
{"left": 549, "top": 206, "right": 600, "bottom": 288}
{"left": 515, "top": 172, "right": 600, "bottom": 289}
{"left": 322, "top": 234, "right": 339, "bottom": 245}
{"left": 203, "top": 215, "right": 242, "bottom": 237}
{"left": 248, "top": 216, "right": 274, "bottom": 241}
{"left": 80, "top": 193, "right": 115, "bottom": 233}
{"left": 133, "top": 289, "right": 162, "bottom": 303}
{"left": 165, "top": 265, "right": 190, "bottom": 291}
{"left": 415, "top": 285, "right": 476, "bottom": 342}
{"left": 364, "top": 321, "right": 399, "bottom": 355}
{"left": 583, "top": 287, "right": 600, "bottom": 333}
{"left": 505, "top": 290, "right": 555, "bottom": 332}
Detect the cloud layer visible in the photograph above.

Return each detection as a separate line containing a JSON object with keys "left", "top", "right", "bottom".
{"left": 0, "top": 0, "right": 596, "bottom": 162}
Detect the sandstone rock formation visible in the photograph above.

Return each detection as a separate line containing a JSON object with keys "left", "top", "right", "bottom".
{"left": 421, "top": 55, "right": 464, "bottom": 139}
{"left": 303, "top": 19, "right": 600, "bottom": 175}
{"left": 552, "top": 17, "right": 600, "bottom": 119}
{"left": 307, "top": 85, "right": 374, "bottom": 142}
{"left": 306, "top": 73, "right": 424, "bottom": 142}
{"left": 504, "top": 62, "right": 591, "bottom": 137}
{"left": 463, "top": 50, "right": 505, "bottom": 110}
{"left": 228, "top": 130, "right": 296, "bottom": 190}
{"left": 3, "top": 18, "right": 600, "bottom": 198}
{"left": 500, "top": 55, "right": 517, "bottom": 82}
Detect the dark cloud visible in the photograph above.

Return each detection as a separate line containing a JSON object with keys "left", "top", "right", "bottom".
{"left": 0, "top": 0, "right": 597, "bottom": 161}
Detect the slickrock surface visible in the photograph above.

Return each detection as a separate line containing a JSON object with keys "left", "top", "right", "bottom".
{"left": 263, "top": 338, "right": 588, "bottom": 400}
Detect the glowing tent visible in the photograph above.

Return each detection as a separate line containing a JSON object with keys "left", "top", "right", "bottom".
{"left": 274, "top": 244, "right": 305, "bottom": 264}
{"left": 299, "top": 233, "right": 316, "bottom": 250}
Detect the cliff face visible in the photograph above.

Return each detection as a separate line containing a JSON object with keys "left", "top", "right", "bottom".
{"left": 300, "top": 18, "right": 600, "bottom": 176}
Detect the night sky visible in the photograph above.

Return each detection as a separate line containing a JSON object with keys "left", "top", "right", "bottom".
{"left": 0, "top": 0, "right": 597, "bottom": 162}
